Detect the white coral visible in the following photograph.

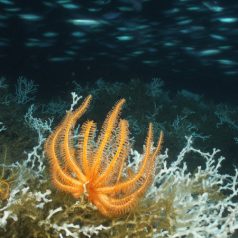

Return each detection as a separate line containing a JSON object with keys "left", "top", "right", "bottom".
{"left": 149, "top": 136, "right": 238, "bottom": 237}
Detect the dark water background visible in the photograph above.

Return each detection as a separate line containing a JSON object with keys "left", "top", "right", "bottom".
{"left": 0, "top": 0, "right": 237, "bottom": 103}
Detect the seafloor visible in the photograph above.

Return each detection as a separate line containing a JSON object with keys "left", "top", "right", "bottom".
{"left": 0, "top": 77, "right": 237, "bottom": 237}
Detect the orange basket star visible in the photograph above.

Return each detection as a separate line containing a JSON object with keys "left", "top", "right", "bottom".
{"left": 44, "top": 95, "right": 163, "bottom": 217}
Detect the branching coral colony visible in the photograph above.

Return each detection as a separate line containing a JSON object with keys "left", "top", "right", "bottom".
{"left": 0, "top": 93, "right": 237, "bottom": 238}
